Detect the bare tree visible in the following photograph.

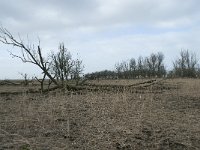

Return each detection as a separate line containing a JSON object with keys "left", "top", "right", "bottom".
{"left": 19, "top": 72, "right": 29, "bottom": 86}
{"left": 157, "top": 52, "right": 165, "bottom": 77}
{"left": 0, "top": 26, "right": 58, "bottom": 86}
{"left": 71, "top": 59, "right": 84, "bottom": 85}
{"left": 50, "top": 43, "right": 75, "bottom": 86}
{"left": 137, "top": 56, "right": 144, "bottom": 78}
{"left": 129, "top": 58, "right": 137, "bottom": 78}
{"left": 146, "top": 53, "right": 157, "bottom": 77}
{"left": 173, "top": 50, "right": 198, "bottom": 77}
{"left": 115, "top": 61, "right": 129, "bottom": 79}
{"left": 115, "top": 62, "right": 123, "bottom": 79}
{"left": 35, "top": 75, "right": 45, "bottom": 93}
{"left": 145, "top": 52, "right": 166, "bottom": 78}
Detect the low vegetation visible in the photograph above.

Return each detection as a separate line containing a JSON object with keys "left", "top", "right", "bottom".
{"left": 0, "top": 78, "right": 200, "bottom": 149}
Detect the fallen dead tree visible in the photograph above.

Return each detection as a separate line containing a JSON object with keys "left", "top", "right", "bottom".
{"left": 82, "top": 79, "right": 157, "bottom": 89}
{"left": 80, "top": 79, "right": 171, "bottom": 93}
{"left": 0, "top": 80, "right": 20, "bottom": 86}
{"left": 127, "top": 79, "right": 157, "bottom": 87}
{"left": 0, "top": 78, "right": 169, "bottom": 96}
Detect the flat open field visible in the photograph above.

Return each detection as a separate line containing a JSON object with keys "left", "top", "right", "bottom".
{"left": 0, "top": 78, "right": 200, "bottom": 149}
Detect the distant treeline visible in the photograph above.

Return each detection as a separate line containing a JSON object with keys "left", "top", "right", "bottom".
{"left": 85, "top": 50, "right": 200, "bottom": 80}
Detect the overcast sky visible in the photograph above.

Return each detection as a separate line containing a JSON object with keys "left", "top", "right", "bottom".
{"left": 0, "top": 0, "right": 200, "bottom": 79}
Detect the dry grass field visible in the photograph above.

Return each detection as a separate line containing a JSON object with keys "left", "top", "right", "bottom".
{"left": 0, "top": 78, "right": 200, "bottom": 149}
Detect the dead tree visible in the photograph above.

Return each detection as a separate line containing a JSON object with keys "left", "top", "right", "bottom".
{"left": 50, "top": 43, "right": 74, "bottom": 86}
{"left": 0, "top": 26, "right": 58, "bottom": 86}
{"left": 19, "top": 72, "right": 29, "bottom": 86}
{"left": 71, "top": 59, "right": 84, "bottom": 85}
{"left": 35, "top": 74, "right": 46, "bottom": 93}
{"left": 50, "top": 43, "right": 84, "bottom": 87}
{"left": 173, "top": 50, "right": 198, "bottom": 77}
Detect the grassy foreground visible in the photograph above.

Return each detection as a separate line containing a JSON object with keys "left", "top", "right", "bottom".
{"left": 0, "top": 79, "right": 200, "bottom": 149}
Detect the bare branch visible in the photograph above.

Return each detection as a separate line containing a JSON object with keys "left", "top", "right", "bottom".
{"left": 0, "top": 26, "right": 59, "bottom": 86}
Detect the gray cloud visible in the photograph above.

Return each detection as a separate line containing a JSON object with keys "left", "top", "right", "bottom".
{"left": 0, "top": 0, "right": 200, "bottom": 78}
{"left": 2, "top": 0, "right": 200, "bottom": 31}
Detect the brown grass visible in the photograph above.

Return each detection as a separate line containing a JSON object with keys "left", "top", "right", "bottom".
{"left": 0, "top": 78, "right": 200, "bottom": 149}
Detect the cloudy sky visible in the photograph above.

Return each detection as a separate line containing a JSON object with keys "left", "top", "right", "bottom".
{"left": 0, "top": 0, "right": 200, "bottom": 79}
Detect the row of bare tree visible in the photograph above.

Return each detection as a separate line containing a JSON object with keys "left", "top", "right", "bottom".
{"left": 115, "top": 52, "right": 166, "bottom": 79}
{"left": 85, "top": 50, "right": 200, "bottom": 80}
{"left": 85, "top": 52, "right": 166, "bottom": 80}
